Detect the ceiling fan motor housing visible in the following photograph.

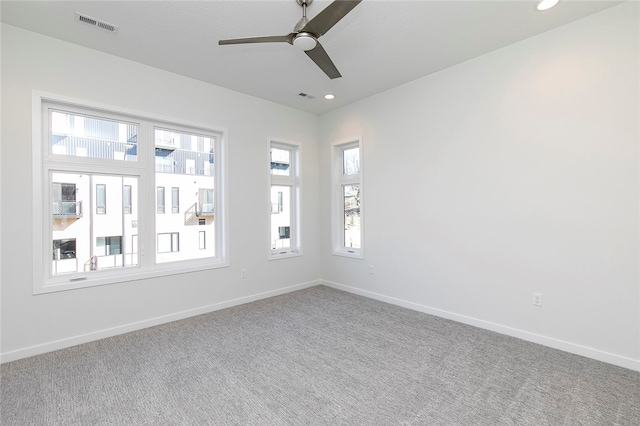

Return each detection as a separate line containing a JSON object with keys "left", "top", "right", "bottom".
{"left": 293, "top": 32, "right": 317, "bottom": 51}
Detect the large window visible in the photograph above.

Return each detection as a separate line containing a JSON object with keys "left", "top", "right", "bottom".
{"left": 269, "top": 141, "right": 301, "bottom": 258}
{"left": 34, "top": 96, "right": 227, "bottom": 293}
{"left": 331, "top": 138, "right": 363, "bottom": 258}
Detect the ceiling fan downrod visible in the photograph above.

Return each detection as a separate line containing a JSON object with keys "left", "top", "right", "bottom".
{"left": 293, "top": 0, "right": 317, "bottom": 51}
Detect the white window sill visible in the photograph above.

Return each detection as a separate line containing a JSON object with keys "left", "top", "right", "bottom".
{"left": 34, "top": 261, "right": 230, "bottom": 295}
{"left": 332, "top": 249, "right": 363, "bottom": 259}
{"left": 269, "top": 250, "right": 303, "bottom": 261}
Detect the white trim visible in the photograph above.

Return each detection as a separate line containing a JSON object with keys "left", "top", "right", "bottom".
{"left": 321, "top": 280, "right": 640, "bottom": 373}
{"left": 1, "top": 280, "right": 321, "bottom": 363}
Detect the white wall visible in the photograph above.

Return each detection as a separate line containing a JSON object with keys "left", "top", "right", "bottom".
{"left": 2, "top": 3, "right": 639, "bottom": 372}
{"left": 319, "top": 2, "right": 640, "bottom": 371}
{"left": 1, "top": 24, "right": 321, "bottom": 361}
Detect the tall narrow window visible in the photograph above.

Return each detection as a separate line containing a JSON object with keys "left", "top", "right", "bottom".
{"left": 35, "top": 97, "right": 227, "bottom": 294}
{"left": 157, "top": 186, "right": 165, "bottom": 214}
{"left": 96, "top": 184, "right": 106, "bottom": 214}
{"left": 269, "top": 141, "right": 301, "bottom": 257}
{"left": 171, "top": 187, "right": 179, "bottom": 213}
{"left": 332, "top": 138, "right": 363, "bottom": 258}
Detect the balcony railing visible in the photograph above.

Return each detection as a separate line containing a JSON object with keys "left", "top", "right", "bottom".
{"left": 52, "top": 201, "right": 83, "bottom": 218}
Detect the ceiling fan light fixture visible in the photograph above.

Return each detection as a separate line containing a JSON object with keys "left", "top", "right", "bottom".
{"left": 535, "top": 0, "right": 559, "bottom": 11}
{"left": 293, "top": 32, "right": 317, "bottom": 51}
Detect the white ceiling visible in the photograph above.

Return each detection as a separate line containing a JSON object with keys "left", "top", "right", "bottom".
{"left": 1, "top": 0, "right": 624, "bottom": 115}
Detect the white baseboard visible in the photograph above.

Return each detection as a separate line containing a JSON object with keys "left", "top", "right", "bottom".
{"left": 1, "top": 280, "right": 319, "bottom": 364}
{"left": 321, "top": 280, "right": 640, "bottom": 373}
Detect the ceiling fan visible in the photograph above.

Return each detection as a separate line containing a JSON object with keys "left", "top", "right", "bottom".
{"left": 218, "top": 0, "right": 362, "bottom": 79}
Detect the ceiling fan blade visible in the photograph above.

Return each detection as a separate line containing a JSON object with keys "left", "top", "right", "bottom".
{"left": 302, "top": 0, "right": 362, "bottom": 37}
{"left": 219, "top": 34, "right": 294, "bottom": 45}
{"left": 305, "top": 42, "right": 341, "bottom": 79}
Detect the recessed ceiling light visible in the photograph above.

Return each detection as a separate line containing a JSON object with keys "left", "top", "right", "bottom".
{"left": 535, "top": 0, "right": 559, "bottom": 11}
{"left": 324, "top": 94, "right": 335, "bottom": 100}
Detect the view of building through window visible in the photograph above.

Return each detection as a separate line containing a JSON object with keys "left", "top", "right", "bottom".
{"left": 269, "top": 143, "right": 300, "bottom": 256}
{"left": 342, "top": 147, "right": 361, "bottom": 249}
{"left": 46, "top": 104, "right": 221, "bottom": 282}
{"left": 154, "top": 128, "right": 216, "bottom": 264}
{"left": 332, "top": 139, "right": 362, "bottom": 257}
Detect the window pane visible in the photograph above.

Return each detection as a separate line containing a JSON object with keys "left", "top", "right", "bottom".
{"left": 123, "top": 185, "right": 132, "bottom": 214}
{"left": 271, "top": 185, "right": 291, "bottom": 250}
{"left": 50, "top": 111, "right": 137, "bottom": 161}
{"left": 157, "top": 187, "right": 165, "bottom": 214}
{"left": 155, "top": 128, "right": 216, "bottom": 263}
{"left": 96, "top": 184, "right": 106, "bottom": 214}
{"left": 172, "top": 187, "right": 179, "bottom": 213}
{"left": 51, "top": 172, "right": 138, "bottom": 275}
{"left": 155, "top": 129, "right": 214, "bottom": 176}
{"left": 343, "top": 184, "right": 361, "bottom": 249}
{"left": 343, "top": 147, "right": 360, "bottom": 175}
{"left": 122, "top": 185, "right": 131, "bottom": 214}
{"left": 270, "top": 147, "right": 291, "bottom": 176}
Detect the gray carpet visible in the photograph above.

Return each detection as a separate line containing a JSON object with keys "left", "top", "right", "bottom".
{"left": 1, "top": 285, "right": 639, "bottom": 425}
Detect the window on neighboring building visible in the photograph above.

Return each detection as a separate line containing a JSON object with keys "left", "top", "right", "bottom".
{"left": 52, "top": 183, "right": 81, "bottom": 216}
{"left": 197, "top": 188, "right": 214, "bottom": 216}
{"left": 34, "top": 97, "right": 227, "bottom": 294}
{"left": 269, "top": 141, "right": 301, "bottom": 257}
{"left": 199, "top": 231, "right": 206, "bottom": 250}
{"left": 123, "top": 185, "right": 132, "bottom": 214}
{"left": 171, "top": 187, "right": 179, "bottom": 213}
{"left": 96, "top": 236, "right": 122, "bottom": 256}
{"left": 96, "top": 184, "right": 106, "bottom": 214}
{"left": 53, "top": 239, "right": 76, "bottom": 260}
{"left": 157, "top": 186, "right": 165, "bottom": 214}
{"left": 157, "top": 232, "right": 179, "bottom": 253}
{"left": 332, "top": 138, "right": 363, "bottom": 258}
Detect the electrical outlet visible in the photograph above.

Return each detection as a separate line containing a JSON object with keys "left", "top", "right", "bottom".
{"left": 240, "top": 268, "right": 247, "bottom": 279}
{"left": 532, "top": 292, "right": 543, "bottom": 307}
{"left": 369, "top": 265, "right": 374, "bottom": 274}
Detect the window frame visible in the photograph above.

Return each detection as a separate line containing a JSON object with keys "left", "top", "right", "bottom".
{"left": 32, "top": 91, "right": 229, "bottom": 294}
{"left": 331, "top": 137, "right": 364, "bottom": 259}
{"left": 268, "top": 139, "right": 302, "bottom": 259}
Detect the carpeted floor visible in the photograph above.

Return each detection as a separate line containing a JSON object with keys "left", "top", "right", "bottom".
{"left": 1, "top": 285, "right": 639, "bottom": 425}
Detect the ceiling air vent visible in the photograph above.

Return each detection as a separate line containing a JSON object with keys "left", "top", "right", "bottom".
{"left": 75, "top": 13, "right": 119, "bottom": 34}
{"left": 298, "top": 93, "right": 315, "bottom": 99}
